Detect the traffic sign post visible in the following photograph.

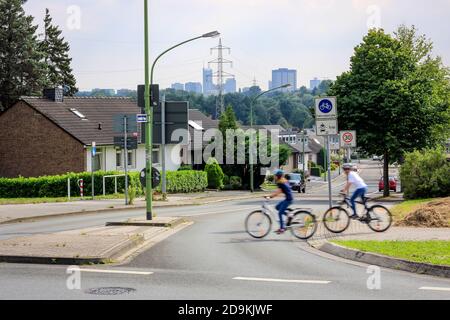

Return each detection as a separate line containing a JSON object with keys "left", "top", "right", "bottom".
{"left": 340, "top": 130, "right": 357, "bottom": 162}
{"left": 316, "top": 118, "right": 338, "bottom": 136}
{"left": 315, "top": 97, "right": 339, "bottom": 208}
{"left": 91, "top": 142, "right": 96, "bottom": 200}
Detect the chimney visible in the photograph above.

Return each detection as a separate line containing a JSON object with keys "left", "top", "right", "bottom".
{"left": 43, "top": 88, "right": 64, "bottom": 102}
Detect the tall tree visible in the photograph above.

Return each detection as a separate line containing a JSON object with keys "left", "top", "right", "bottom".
{"left": 0, "top": 0, "right": 46, "bottom": 111}
{"left": 329, "top": 27, "right": 449, "bottom": 196}
{"left": 40, "top": 8, "right": 77, "bottom": 95}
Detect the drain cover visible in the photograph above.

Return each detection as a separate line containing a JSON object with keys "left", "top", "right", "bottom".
{"left": 84, "top": 287, "right": 136, "bottom": 296}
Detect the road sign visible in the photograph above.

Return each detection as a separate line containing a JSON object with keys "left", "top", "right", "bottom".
{"left": 113, "top": 114, "right": 138, "bottom": 133}
{"left": 315, "top": 97, "right": 337, "bottom": 119}
{"left": 316, "top": 118, "right": 338, "bottom": 136}
{"left": 114, "top": 136, "right": 138, "bottom": 150}
{"left": 140, "top": 167, "right": 161, "bottom": 189}
{"left": 340, "top": 130, "right": 357, "bottom": 148}
{"left": 92, "top": 142, "right": 96, "bottom": 156}
{"left": 137, "top": 114, "right": 148, "bottom": 123}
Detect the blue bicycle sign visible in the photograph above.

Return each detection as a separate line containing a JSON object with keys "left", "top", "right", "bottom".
{"left": 318, "top": 99, "right": 333, "bottom": 114}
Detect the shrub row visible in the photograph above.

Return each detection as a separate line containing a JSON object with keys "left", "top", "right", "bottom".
{"left": 0, "top": 170, "right": 207, "bottom": 198}
{"left": 156, "top": 170, "right": 208, "bottom": 193}
{"left": 0, "top": 171, "right": 142, "bottom": 198}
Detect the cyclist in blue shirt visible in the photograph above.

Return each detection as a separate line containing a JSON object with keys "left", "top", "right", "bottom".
{"left": 266, "top": 169, "right": 293, "bottom": 234}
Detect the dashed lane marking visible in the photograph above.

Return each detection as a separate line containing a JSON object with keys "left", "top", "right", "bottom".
{"left": 233, "top": 277, "right": 331, "bottom": 284}
{"left": 419, "top": 287, "right": 450, "bottom": 292}
{"left": 77, "top": 268, "right": 153, "bottom": 275}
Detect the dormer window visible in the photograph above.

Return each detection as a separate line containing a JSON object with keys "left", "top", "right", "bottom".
{"left": 70, "top": 108, "right": 86, "bottom": 119}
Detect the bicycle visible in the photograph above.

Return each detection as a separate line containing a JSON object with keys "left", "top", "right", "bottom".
{"left": 323, "top": 193, "right": 392, "bottom": 234}
{"left": 245, "top": 198, "right": 317, "bottom": 240}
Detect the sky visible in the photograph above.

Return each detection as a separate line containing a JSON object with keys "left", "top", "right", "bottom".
{"left": 24, "top": 0, "right": 450, "bottom": 92}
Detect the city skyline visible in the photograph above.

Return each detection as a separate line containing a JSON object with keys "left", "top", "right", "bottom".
{"left": 23, "top": 0, "right": 450, "bottom": 91}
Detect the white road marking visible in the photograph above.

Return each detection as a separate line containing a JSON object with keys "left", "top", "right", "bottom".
{"left": 233, "top": 277, "right": 330, "bottom": 284}
{"left": 419, "top": 287, "right": 450, "bottom": 292}
{"left": 78, "top": 268, "right": 153, "bottom": 275}
{"left": 187, "top": 208, "right": 251, "bottom": 217}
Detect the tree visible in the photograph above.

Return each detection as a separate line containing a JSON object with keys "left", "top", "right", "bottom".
{"left": 204, "top": 158, "right": 224, "bottom": 189}
{"left": 40, "top": 8, "right": 77, "bottom": 95}
{"left": 0, "top": 0, "right": 46, "bottom": 111}
{"left": 219, "top": 105, "right": 238, "bottom": 136}
{"left": 329, "top": 27, "right": 449, "bottom": 197}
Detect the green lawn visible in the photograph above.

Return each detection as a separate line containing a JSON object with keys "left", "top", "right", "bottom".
{"left": 390, "top": 198, "right": 434, "bottom": 221}
{"left": 333, "top": 240, "right": 450, "bottom": 266}
{"left": 261, "top": 183, "right": 278, "bottom": 191}
{"left": 0, "top": 194, "right": 128, "bottom": 205}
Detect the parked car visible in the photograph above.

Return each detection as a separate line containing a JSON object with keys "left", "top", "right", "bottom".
{"left": 287, "top": 173, "right": 306, "bottom": 193}
{"left": 379, "top": 176, "right": 398, "bottom": 192}
{"left": 372, "top": 155, "right": 380, "bottom": 161}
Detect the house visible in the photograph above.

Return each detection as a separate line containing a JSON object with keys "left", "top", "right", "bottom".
{"left": 0, "top": 89, "right": 182, "bottom": 178}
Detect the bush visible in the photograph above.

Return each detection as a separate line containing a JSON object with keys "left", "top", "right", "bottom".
{"left": 204, "top": 158, "right": 224, "bottom": 189}
{"left": 156, "top": 170, "right": 208, "bottom": 193}
{"left": 0, "top": 171, "right": 143, "bottom": 198}
{"left": 230, "top": 176, "right": 242, "bottom": 190}
{"left": 400, "top": 148, "right": 450, "bottom": 199}
{"left": 310, "top": 167, "right": 323, "bottom": 177}
{"left": 178, "top": 164, "right": 193, "bottom": 171}
{"left": 223, "top": 174, "right": 230, "bottom": 186}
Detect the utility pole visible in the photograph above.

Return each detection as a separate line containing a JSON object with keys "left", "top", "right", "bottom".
{"left": 209, "top": 38, "right": 234, "bottom": 119}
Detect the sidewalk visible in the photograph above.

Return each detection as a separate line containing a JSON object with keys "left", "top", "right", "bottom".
{"left": 0, "top": 191, "right": 263, "bottom": 225}
{"left": 0, "top": 217, "right": 190, "bottom": 265}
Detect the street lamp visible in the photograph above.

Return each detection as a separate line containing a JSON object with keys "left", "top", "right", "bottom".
{"left": 144, "top": 1, "right": 219, "bottom": 220}
{"left": 249, "top": 84, "right": 291, "bottom": 192}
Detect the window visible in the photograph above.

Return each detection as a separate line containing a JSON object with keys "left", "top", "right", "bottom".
{"left": 116, "top": 149, "right": 136, "bottom": 168}
{"left": 70, "top": 108, "right": 86, "bottom": 119}
{"left": 152, "top": 145, "right": 160, "bottom": 164}
{"left": 92, "top": 148, "right": 103, "bottom": 171}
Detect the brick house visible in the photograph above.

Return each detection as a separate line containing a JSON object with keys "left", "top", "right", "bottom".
{"left": 0, "top": 89, "right": 183, "bottom": 178}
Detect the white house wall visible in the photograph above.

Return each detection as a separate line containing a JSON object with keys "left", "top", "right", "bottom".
{"left": 86, "top": 144, "right": 182, "bottom": 173}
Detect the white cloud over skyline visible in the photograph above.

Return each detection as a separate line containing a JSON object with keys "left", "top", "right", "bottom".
{"left": 24, "top": 0, "right": 450, "bottom": 91}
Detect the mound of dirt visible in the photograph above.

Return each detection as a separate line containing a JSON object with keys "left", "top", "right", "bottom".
{"left": 397, "top": 198, "right": 450, "bottom": 228}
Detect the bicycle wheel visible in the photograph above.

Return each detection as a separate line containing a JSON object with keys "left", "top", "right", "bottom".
{"left": 323, "top": 207, "right": 351, "bottom": 233}
{"left": 245, "top": 211, "right": 272, "bottom": 239}
{"left": 367, "top": 205, "right": 392, "bottom": 232}
{"left": 290, "top": 211, "right": 317, "bottom": 240}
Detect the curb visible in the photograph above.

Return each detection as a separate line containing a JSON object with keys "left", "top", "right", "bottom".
{"left": 0, "top": 194, "right": 263, "bottom": 226}
{"left": 316, "top": 241, "right": 450, "bottom": 278}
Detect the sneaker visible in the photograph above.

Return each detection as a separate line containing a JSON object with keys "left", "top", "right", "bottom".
{"left": 275, "top": 228, "right": 286, "bottom": 235}
{"left": 349, "top": 214, "right": 359, "bottom": 220}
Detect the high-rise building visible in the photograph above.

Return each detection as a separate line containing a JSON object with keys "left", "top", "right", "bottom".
{"left": 185, "top": 82, "right": 203, "bottom": 94}
{"left": 310, "top": 77, "right": 322, "bottom": 90}
{"left": 224, "top": 78, "right": 236, "bottom": 94}
{"left": 202, "top": 68, "right": 215, "bottom": 95}
{"left": 171, "top": 83, "right": 184, "bottom": 91}
{"left": 270, "top": 68, "right": 297, "bottom": 92}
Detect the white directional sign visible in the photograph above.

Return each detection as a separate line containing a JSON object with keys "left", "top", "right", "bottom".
{"left": 315, "top": 97, "right": 337, "bottom": 119}
{"left": 316, "top": 119, "right": 338, "bottom": 136}
{"left": 340, "top": 130, "right": 357, "bottom": 148}
{"left": 136, "top": 114, "right": 148, "bottom": 123}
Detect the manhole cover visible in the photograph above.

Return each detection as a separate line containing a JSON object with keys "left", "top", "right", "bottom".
{"left": 84, "top": 287, "right": 136, "bottom": 296}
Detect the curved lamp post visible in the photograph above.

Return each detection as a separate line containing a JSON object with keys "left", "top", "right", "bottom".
{"left": 144, "top": 1, "right": 219, "bottom": 220}
{"left": 249, "top": 84, "right": 291, "bottom": 192}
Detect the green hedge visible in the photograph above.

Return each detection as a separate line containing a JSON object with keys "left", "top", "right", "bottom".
{"left": 310, "top": 167, "right": 324, "bottom": 177}
{"left": 156, "top": 170, "right": 208, "bottom": 193}
{"left": 0, "top": 171, "right": 142, "bottom": 198}
{"left": 0, "top": 170, "right": 209, "bottom": 198}
{"left": 400, "top": 148, "right": 450, "bottom": 199}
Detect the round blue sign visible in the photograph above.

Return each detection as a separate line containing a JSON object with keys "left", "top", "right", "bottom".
{"left": 318, "top": 99, "right": 333, "bottom": 114}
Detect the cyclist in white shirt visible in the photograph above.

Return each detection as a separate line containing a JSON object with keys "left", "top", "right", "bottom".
{"left": 341, "top": 164, "right": 368, "bottom": 219}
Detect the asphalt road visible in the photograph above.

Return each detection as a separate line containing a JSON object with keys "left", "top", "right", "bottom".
{"left": 0, "top": 160, "right": 448, "bottom": 300}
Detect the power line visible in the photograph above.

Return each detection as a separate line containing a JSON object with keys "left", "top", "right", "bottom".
{"left": 209, "top": 38, "right": 234, "bottom": 119}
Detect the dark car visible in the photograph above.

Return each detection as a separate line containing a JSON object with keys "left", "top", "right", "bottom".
{"left": 379, "top": 176, "right": 398, "bottom": 192}
{"left": 287, "top": 173, "right": 306, "bottom": 193}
